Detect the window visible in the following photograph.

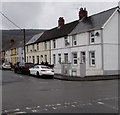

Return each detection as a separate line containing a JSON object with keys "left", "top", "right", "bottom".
{"left": 53, "top": 54, "right": 56, "bottom": 64}
{"left": 72, "top": 35, "right": 77, "bottom": 46}
{"left": 64, "top": 37, "right": 68, "bottom": 46}
{"left": 44, "top": 42, "right": 47, "bottom": 50}
{"left": 90, "top": 31, "right": 95, "bottom": 44}
{"left": 45, "top": 55, "right": 47, "bottom": 62}
{"left": 58, "top": 54, "right": 61, "bottom": 64}
{"left": 41, "top": 55, "right": 43, "bottom": 62}
{"left": 37, "top": 43, "right": 39, "bottom": 50}
{"left": 89, "top": 51, "right": 95, "bottom": 66}
{"left": 53, "top": 39, "right": 56, "bottom": 48}
{"left": 73, "top": 52, "right": 77, "bottom": 65}
{"left": 81, "top": 51, "right": 86, "bottom": 63}
{"left": 32, "top": 56, "right": 35, "bottom": 64}
{"left": 37, "top": 56, "right": 39, "bottom": 64}
{"left": 32, "top": 44, "right": 35, "bottom": 51}
{"left": 64, "top": 53, "right": 68, "bottom": 63}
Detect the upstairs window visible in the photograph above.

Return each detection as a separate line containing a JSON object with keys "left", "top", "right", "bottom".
{"left": 64, "top": 37, "right": 68, "bottom": 46}
{"left": 44, "top": 41, "right": 47, "bottom": 50}
{"left": 37, "top": 43, "right": 39, "bottom": 51}
{"left": 90, "top": 31, "right": 95, "bottom": 44}
{"left": 53, "top": 39, "right": 56, "bottom": 48}
{"left": 72, "top": 35, "right": 77, "bottom": 46}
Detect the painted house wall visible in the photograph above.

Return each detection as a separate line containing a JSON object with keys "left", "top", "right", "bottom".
{"left": 5, "top": 50, "right": 11, "bottom": 63}
{"left": 16, "top": 47, "right": 24, "bottom": 63}
{"left": 70, "top": 30, "right": 103, "bottom": 76}
{"left": 51, "top": 30, "right": 103, "bottom": 76}
{"left": 26, "top": 41, "right": 51, "bottom": 64}
{"left": 103, "top": 10, "right": 119, "bottom": 75}
{"left": 11, "top": 48, "right": 16, "bottom": 65}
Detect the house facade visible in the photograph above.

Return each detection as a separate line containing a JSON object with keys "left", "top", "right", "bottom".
{"left": 26, "top": 32, "right": 51, "bottom": 64}
{"left": 50, "top": 7, "right": 120, "bottom": 76}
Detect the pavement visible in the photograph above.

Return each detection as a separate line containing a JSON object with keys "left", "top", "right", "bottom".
{"left": 54, "top": 74, "right": 120, "bottom": 81}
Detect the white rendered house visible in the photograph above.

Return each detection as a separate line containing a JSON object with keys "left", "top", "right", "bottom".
{"left": 50, "top": 6, "right": 120, "bottom": 76}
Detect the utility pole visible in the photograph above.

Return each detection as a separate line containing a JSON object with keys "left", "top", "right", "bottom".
{"left": 23, "top": 29, "right": 26, "bottom": 62}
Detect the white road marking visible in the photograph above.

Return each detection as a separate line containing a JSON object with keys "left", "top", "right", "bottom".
{"left": 56, "top": 104, "right": 61, "bottom": 106}
{"left": 31, "top": 110, "right": 37, "bottom": 112}
{"left": 97, "top": 102, "right": 104, "bottom": 105}
{"left": 71, "top": 105, "right": 76, "bottom": 107}
{"left": 52, "top": 107, "right": 57, "bottom": 110}
{"left": 14, "top": 111, "right": 26, "bottom": 114}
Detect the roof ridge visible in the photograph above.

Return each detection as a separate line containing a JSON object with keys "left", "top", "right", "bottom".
{"left": 89, "top": 6, "right": 118, "bottom": 17}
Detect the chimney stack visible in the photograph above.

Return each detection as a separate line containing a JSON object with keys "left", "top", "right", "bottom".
{"left": 79, "top": 7, "right": 88, "bottom": 20}
{"left": 58, "top": 17, "right": 65, "bottom": 27}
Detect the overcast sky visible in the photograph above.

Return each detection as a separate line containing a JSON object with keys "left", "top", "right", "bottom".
{"left": 0, "top": 0, "right": 120, "bottom": 30}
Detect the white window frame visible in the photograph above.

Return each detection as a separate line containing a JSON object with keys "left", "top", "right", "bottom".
{"left": 44, "top": 41, "right": 47, "bottom": 50}
{"left": 37, "top": 55, "right": 39, "bottom": 64}
{"left": 89, "top": 31, "right": 95, "bottom": 44}
{"left": 89, "top": 51, "right": 96, "bottom": 66}
{"left": 45, "top": 55, "right": 47, "bottom": 62}
{"left": 37, "top": 43, "right": 39, "bottom": 51}
{"left": 53, "top": 39, "right": 56, "bottom": 48}
{"left": 64, "top": 53, "right": 68, "bottom": 63}
{"left": 72, "top": 52, "right": 77, "bottom": 65}
{"left": 53, "top": 54, "right": 56, "bottom": 64}
{"left": 58, "top": 53, "right": 61, "bottom": 64}
{"left": 64, "top": 36, "right": 68, "bottom": 46}
{"left": 81, "top": 51, "right": 86, "bottom": 63}
{"left": 72, "top": 35, "right": 77, "bottom": 46}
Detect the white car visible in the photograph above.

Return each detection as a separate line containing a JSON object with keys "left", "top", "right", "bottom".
{"left": 2, "top": 62, "right": 11, "bottom": 70}
{"left": 29, "top": 65, "right": 54, "bottom": 78}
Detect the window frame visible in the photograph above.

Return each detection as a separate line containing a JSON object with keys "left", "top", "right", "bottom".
{"left": 53, "top": 39, "right": 56, "bottom": 48}
{"left": 53, "top": 54, "right": 56, "bottom": 64}
{"left": 58, "top": 53, "right": 61, "bottom": 64}
{"left": 72, "top": 35, "right": 77, "bottom": 46}
{"left": 81, "top": 51, "right": 86, "bottom": 63}
{"left": 89, "top": 51, "right": 96, "bottom": 67}
{"left": 89, "top": 31, "right": 95, "bottom": 44}
{"left": 72, "top": 52, "right": 78, "bottom": 65}
{"left": 64, "top": 53, "right": 68, "bottom": 63}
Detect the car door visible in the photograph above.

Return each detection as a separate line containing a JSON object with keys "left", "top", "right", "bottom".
{"left": 32, "top": 65, "right": 39, "bottom": 75}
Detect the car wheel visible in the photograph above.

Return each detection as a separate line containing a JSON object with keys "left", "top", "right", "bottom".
{"left": 36, "top": 71, "right": 39, "bottom": 78}
{"left": 28, "top": 70, "right": 31, "bottom": 76}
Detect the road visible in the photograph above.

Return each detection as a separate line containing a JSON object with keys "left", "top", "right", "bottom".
{"left": 1, "top": 70, "right": 119, "bottom": 114}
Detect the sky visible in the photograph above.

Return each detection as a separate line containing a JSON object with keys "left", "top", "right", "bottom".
{"left": 0, "top": 0, "right": 120, "bottom": 30}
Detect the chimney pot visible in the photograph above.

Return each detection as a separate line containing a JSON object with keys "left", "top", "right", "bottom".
{"left": 58, "top": 17, "right": 65, "bottom": 27}
{"left": 79, "top": 7, "right": 88, "bottom": 20}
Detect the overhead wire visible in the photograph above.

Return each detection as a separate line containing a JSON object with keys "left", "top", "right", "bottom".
{"left": 0, "top": 11, "right": 22, "bottom": 30}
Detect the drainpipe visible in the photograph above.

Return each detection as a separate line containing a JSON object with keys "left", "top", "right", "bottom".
{"left": 101, "top": 28, "right": 104, "bottom": 74}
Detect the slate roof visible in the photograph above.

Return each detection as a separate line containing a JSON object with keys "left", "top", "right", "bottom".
{"left": 26, "top": 32, "right": 43, "bottom": 45}
{"left": 69, "top": 6, "right": 118, "bottom": 35}
{"left": 36, "top": 20, "right": 79, "bottom": 43}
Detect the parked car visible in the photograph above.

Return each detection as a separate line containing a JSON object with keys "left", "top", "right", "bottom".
{"left": 14, "top": 62, "right": 34, "bottom": 74}
{"left": 2, "top": 62, "right": 11, "bottom": 70}
{"left": 29, "top": 65, "right": 54, "bottom": 78}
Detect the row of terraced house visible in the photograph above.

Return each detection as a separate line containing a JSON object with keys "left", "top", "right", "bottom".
{"left": 1, "top": 6, "right": 120, "bottom": 77}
